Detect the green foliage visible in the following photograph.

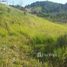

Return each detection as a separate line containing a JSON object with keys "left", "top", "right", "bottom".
{"left": 26, "top": 1, "right": 67, "bottom": 23}
{"left": 0, "top": 4, "right": 67, "bottom": 67}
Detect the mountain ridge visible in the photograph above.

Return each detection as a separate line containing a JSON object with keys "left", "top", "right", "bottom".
{"left": 25, "top": 1, "right": 67, "bottom": 23}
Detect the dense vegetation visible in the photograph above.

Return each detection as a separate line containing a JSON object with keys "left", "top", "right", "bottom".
{"left": 0, "top": 3, "right": 67, "bottom": 67}
{"left": 26, "top": 1, "right": 67, "bottom": 23}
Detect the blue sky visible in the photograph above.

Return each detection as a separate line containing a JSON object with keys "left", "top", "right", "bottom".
{"left": 22, "top": 0, "right": 67, "bottom": 6}
{"left": 2, "top": 0, "right": 67, "bottom": 6}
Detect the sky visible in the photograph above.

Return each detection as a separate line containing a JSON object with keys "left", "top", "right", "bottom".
{"left": 22, "top": 0, "right": 67, "bottom": 6}
{"left": 1, "top": 0, "right": 67, "bottom": 6}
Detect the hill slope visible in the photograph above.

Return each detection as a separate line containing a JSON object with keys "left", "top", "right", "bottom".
{"left": 0, "top": 4, "right": 67, "bottom": 67}
{"left": 26, "top": 1, "right": 67, "bottom": 23}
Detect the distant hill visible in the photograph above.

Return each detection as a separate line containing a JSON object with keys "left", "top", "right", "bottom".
{"left": 0, "top": 3, "right": 67, "bottom": 67}
{"left": 26, "top": 1, "right": 67, "bottom": 23}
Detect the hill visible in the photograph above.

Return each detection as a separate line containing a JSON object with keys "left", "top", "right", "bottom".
{"left": 0, "top": 4, "right": 67, "bottom": 67}
{"left": 26, "top": 1, "right": 67, "bottom": 23}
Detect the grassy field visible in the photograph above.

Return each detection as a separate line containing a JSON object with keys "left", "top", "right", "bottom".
{"left": 0, "top": 4, "right": 67, "bottom": 67}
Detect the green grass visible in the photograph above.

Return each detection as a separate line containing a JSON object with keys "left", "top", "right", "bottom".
{"left": 0, "top": 4, "right": 67, "bottom": 67}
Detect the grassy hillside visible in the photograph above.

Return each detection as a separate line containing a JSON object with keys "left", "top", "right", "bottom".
{"left": 26, "top": 1, "right": 67, "bottom": 23}
{"left": 0, "top": 4, "right": 67, "bottom": 67}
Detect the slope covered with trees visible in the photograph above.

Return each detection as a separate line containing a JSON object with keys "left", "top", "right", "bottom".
{"left": 26, "top": 1, "right": 67, "bottom": 23}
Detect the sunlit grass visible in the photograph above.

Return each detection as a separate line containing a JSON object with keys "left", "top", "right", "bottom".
{"left": 0, "top": 4, "right": 67, "bottom": 67}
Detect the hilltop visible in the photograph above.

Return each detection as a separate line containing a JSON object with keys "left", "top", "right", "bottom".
{"left": 0, "top": 4, "right": 67, "bottom": 67}
{"left": 26, "top": 1, "right": 67, "bottom": 23}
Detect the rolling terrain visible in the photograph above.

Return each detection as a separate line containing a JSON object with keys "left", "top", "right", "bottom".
{"left": 26, "top": 1, "right": 67, "bottom": 23}
{"left": 0, "top": 3, "right": 67, "bottom": 67}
